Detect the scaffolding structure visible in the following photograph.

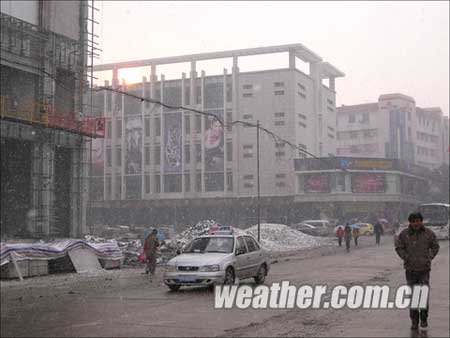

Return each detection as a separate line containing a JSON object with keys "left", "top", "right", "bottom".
{"left": 0, "top": 0, "right": 101, "bottom": 239}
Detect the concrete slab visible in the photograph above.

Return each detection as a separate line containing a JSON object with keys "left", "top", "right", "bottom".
{"left": 68, "top": 248, "right": 102, "bottom": 273}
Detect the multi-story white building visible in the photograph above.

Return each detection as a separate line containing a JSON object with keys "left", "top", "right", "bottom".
{"left": 337, "top": 93, "right": 449, "bottom": 169}
{"left": 90, "top": 44, "right": 344, "bottom": 226}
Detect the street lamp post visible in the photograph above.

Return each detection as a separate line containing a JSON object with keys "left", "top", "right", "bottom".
{"left": 257, "top": 120, "right": 261, "bottom": 243}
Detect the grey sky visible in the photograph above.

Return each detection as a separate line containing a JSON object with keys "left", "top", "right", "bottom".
{"left": 95, "top": 1, "right": 449, "bottom": 115}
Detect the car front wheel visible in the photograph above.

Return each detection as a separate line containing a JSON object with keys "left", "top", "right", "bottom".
{"left": 224, "top": 267, "right": 235, "bottom": 285}
{"left": 254, "top": 264, "right": 267, "bottom": 284}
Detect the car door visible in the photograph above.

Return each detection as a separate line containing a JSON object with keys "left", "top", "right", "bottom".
{"left": 234, "top": 236, "right": 252, "bottom": 279}
{"left": 244, "top": 236, "right": 263, "bottom": 276}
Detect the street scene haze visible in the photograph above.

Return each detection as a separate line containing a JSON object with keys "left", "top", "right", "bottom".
{"left": 1, "top": 1, "right": 449, "bottom": 337}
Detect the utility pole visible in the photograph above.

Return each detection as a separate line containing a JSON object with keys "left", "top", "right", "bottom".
{"left": 257, "top": 120, "right": 261, "bottom": 243}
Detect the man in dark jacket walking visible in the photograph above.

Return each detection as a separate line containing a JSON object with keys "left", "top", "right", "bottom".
{"left": 395, "top": 212, "right": 440, "bottom": 330}
{"left": 374, "top": 220, "right": 384, "bottom": 245}
{"left": 344, "top": 224, "right": 352, "bottom": 253}
{"left": 144, "top": 229, "right": 160, "bottom": 275}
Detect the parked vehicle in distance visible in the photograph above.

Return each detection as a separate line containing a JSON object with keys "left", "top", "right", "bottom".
{"left": 300, "top": 220, "right": 333, "bottom": 236}
{"left": 163, "top": 232, "right": 271, "bottom": 291}
{"left": 291, "top": 222, "right": 326, "bottom": 237}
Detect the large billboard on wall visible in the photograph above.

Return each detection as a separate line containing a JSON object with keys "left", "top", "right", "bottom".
{"left": 125, "top": 116, "right": 142, "bottom": 175}
{"left": 204, "top": 110, "right": 224, "bottom": 172}
{"left": 304, "top": 174, "right": 330, "bottom": 193}
{"left": 164, "top": 112, "right": 182, "bottom": 173}
{"left": 351, "top": 174, "right": 386, "bottom": 193}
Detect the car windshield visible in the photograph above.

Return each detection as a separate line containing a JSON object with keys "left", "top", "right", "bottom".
{"left": 184, "top": 237, "right": 234, "bottom": 254}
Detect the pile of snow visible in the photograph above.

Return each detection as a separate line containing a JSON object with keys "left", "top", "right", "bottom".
{"left": 169, "top": 220, "right": 219, "bottom": 251}
{"left": 245, "top": 223, "right": 328, "bottom": 252}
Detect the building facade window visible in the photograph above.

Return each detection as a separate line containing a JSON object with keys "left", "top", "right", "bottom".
{"left": 145, "top": 145, "right": 150, "bottom": 165}
{"left": 195, "top": 115, "right": 201, "bottom": 133}
{"left": 106, "top": 147, "right": 112, "bottom": 167}
{"left": 226, "top": 141, "right": 233, "bottom": 161}
{"left": 155, "top": 117, "right": 161, "bottom": 136}
{"left": 106, "top": 120, "right": 112, "bottom": 139}
{"left": 184, "top": 144, "right": 190, "bottom": 164}
{"left": 116, "top": 119, "right": 122, "bottom": 138}
{"left": 274, "top": 90, "right": 285, "bottom": 96}
{"left": 154, "top": 146, "right": 161, "bottom": 165}
{"left": 195, "top": 143, "right": 202, "bottom": 162}
{"left": 184, "top": 173, "right": 190, "bottom": 192}
{"left": 116, "top": 147, "right": 122, "bottom": 166}
{"left": 184, "top": 115, "right": 190, "bottom": 134}
{"left": 145, "top": 174, "right": 150, "bottom": 193}
{"left": 145, "top": 118, "right": 150, "bottom": 137}
{"left": 227, "top": 172, "right": 233, "bottom": 191}
{"left": 243, "top": 144, "right": 253, "bottom": 158}
{"left": 154, "top": 174, "right": 160, "bottom": 193}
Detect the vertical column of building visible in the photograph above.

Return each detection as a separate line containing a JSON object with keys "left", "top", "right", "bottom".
{"left": 111, "top": 68, "right": 118, "bottom": 199}
{"left": 200, "top": 70, "right": 206, "bottom": 193}
{"left": 71, "top": 134, "right": 80, "bottom": 237}
{"left": 189, "top": 61, "right": 197, "bottom": 193}
{"left": 232, "top": 56, "right": 240, "bottom": 194}
{"left": 149, "top": 64, "right": 157, "bottom": 194}
{"left": 79, "top": 135, "right": 90, "bottom": 235}
{"left": 160, "top": 75, "right": 165, "bottom": 194}
{"left": 103, "top": 80, "right": 109, "bottom": 200}
{"left": 289, "top": 49, "right": 296, "bottom": 70}
{"left": 309, "top": 61, "right": 321, "bottom": 157}
{"left": 181, "top": 72, "right": 186, "bottom": 194}
{"left": 41, "top": 136, "right": 54, "bottom": 235}
{"left": 120, "top": 78, "right": 126, "bottom": 200}
{"left": 223, "top": 68, "right": 228, "bottom": 193}
{"left": 329, "top": 77, "right": 336, "bottom": 92}
{"left": 141, "top": 76, "right": 146, "bottom": 198}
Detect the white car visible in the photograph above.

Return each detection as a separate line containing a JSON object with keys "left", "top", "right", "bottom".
{"left": 301, "top": 220, "right": 333, "bottom": 236}
{"left": 163, "top": 233, "right": 271, "bottom": 291}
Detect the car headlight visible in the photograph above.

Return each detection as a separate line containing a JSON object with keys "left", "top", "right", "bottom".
{"left": 165, "top": 265, "right": 177, "bottom": 272}
{"left": 200, "top": 264, "right": 220, "bottom": 272}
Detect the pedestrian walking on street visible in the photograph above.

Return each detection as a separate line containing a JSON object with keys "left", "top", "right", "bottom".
{"left": 144, "top": 229, "right": 160, "bottom": 275}
{"left": 394, "top": 220, "right": 401, "bottom": 234}
{"left": 374, "top": 220, "right": 384, "bottom": 245}
{"left": 336, "top": 226, "right": 344, "bottom": 247}
{"left": 344, "top": 224, "right": 352, "bottom": 252}
{"left": 352, "top": 227, "right": 360, "bottom": 246}
{"left": 395, "top": 212, "right": 440, "bottom": 331}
